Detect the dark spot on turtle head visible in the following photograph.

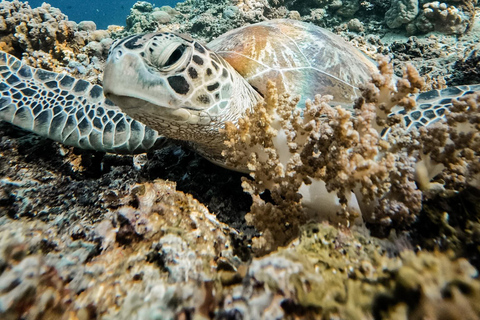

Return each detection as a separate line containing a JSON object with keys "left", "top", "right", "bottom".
{"left": 32, "top": 103, "right": 42, "bottom": 115}
{"left": 192, "top": 55, "right": 203, "bottom": 65}
{"left": 188, "top": 67, "right": 198, "bottom": 79}
{"left": 113, "top": 113, "right": 123, "bottom": 122}
{"left": 76, "top": 108, "right": 85, "bottom": 120}
{"left": 207, "top": 82, "right": 219, "bottom": 91}
{"left": 124, "top": 35, "right": 144, "bottom": 49}
{"left": 112, "top": 35, "right": 134, "bottom": 49}
{"left": 197, "top": 94, "right": 210, "bottom": 104}
{"left": 206, "top": 68, "right": 212, "bottom": 76}
{"left": 211, "top": 60, "right": 219, "bottom": 71}
{"left": 194, "top": 42, "right": 205, "bottom": 54}
{"left": 93, "top": 117, "right": 102, "bottom": 129}
{"left": 168, "top": 75, "right": 190, "bottom": 94}
{"left": 35, "top": 110, "right": 51, "bottom": 125}
{"left": 222, "top": 68, "right": 228, "bottom": 78}
{"left": 96, "top": 107, "right": 105, "bottom": 116}
{"left": 6, "top": 74, "right": 20, "bottom": 85}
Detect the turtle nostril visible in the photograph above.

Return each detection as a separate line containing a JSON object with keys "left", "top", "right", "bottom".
{"left": 115, "top": 50, "right": 123, "bottom": 59}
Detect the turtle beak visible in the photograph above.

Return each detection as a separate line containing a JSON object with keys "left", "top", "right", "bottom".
{"left": 103, "top": 51, "right": 141, "bottom": 98}
{"left": 103, "top": 50, "right": 177, "bottom": 110}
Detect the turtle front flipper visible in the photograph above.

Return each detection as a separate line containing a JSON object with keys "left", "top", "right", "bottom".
{"left": 0, "top": 52, "right": 164, "bottom": 154}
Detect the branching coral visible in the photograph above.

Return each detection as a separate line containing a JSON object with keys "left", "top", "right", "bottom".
{"left": 223, "top": 56, "right": 479, "bottom": 251}
{"left": 431, "top": 91, "right": 480, "bottom": 189}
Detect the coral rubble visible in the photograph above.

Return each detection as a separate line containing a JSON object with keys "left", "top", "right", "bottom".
{"left": 2, "top": 211, "right": 479, "bottom": 319}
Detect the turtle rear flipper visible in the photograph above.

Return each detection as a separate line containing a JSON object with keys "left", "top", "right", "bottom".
{"left": 377, "top": 84, "right": 480, "bottom": 138}
{"left": 0, "top": 52, "right": 163, "bottom": 154}
{"left": 407, "top": 84, "right": 480, "bottom": 130}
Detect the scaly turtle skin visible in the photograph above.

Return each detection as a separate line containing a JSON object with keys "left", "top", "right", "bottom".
{"left": 0, "top": 19, "right": 478, "bottom": 167}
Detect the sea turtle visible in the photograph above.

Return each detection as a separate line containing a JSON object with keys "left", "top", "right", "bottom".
{"left": 0, "top": 19, "right": 478, "bottom": 168}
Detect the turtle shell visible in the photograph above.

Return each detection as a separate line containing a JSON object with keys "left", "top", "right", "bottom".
{"left": 207, "top": 19, "right": 378, "bottom": 106}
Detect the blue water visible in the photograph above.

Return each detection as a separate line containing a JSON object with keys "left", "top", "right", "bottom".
{"left": 21, "top": 0, "right": 178, "bottom": 29}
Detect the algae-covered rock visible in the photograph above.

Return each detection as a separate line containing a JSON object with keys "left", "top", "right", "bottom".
{"left": 385, "top": 0, "right": 419, "bottom": 28}
{"left": 216, "top": 223, "right": 480, "bottom": 319}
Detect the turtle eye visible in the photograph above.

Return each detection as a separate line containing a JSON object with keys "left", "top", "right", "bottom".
{"left": 147, "top": 41, "right": 190, "bottom": 70}
{"left": 164, "top": 45, "right": 186, "bottom": 67}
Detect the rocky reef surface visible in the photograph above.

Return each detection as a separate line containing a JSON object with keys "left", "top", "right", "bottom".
{"left": 0, "top": 0, "right": 480, "bottom": 319}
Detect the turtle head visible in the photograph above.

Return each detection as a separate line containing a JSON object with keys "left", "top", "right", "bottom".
{"left": 104, "top": 32, "right": 244, "bottom": 141}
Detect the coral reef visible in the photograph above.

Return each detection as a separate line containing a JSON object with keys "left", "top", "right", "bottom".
{"left": 0, "top": 0, "right": 114, "bottom": 83}
{"left": 115, "top": 0, "right": 480, "bottom": 47}
{"left": 383, "top": 0, "right": 478, "bottom": 34}
{"left": 0, "top": 1, "right": 78, "bottom": 61}
{"left": 161, "top": 0, "right": 479, "bottom": 41}
{"left": 124, "top": 1, "right": 180, "bottom": 34}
